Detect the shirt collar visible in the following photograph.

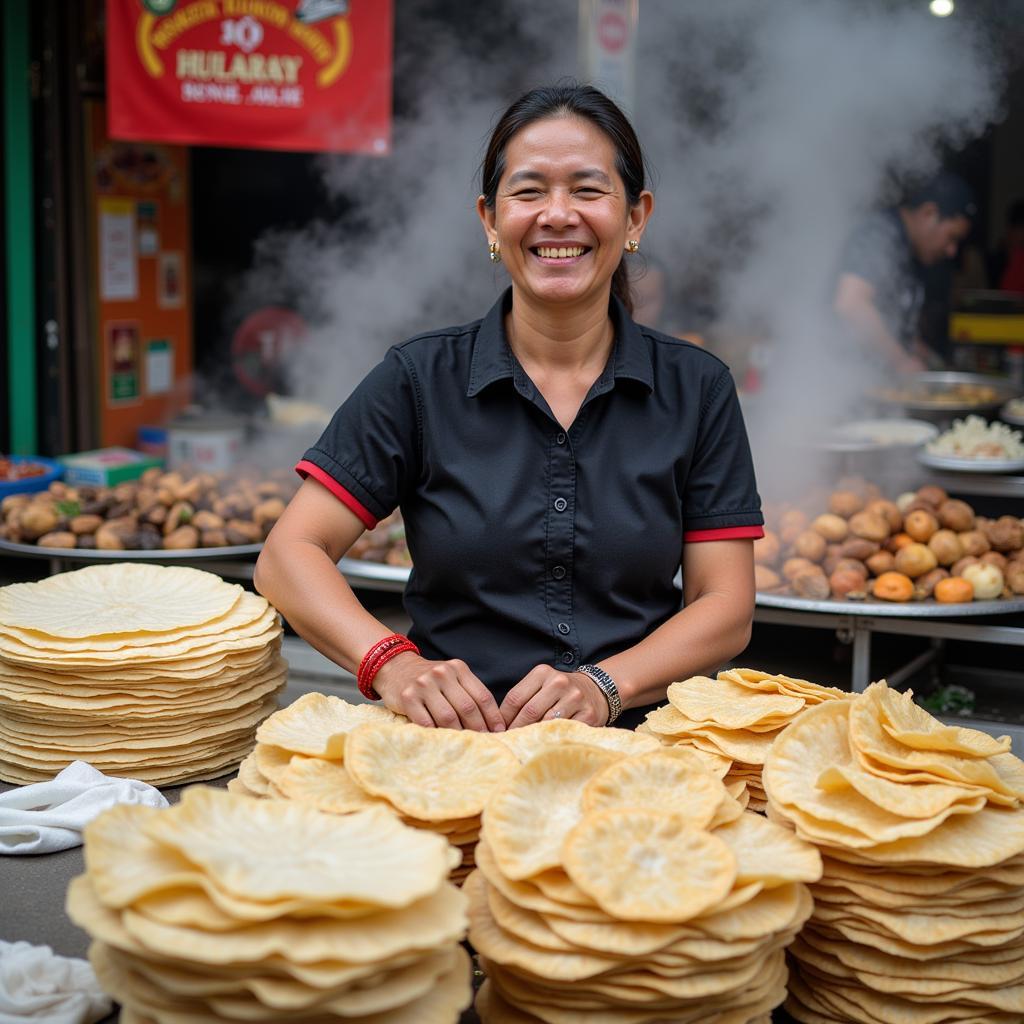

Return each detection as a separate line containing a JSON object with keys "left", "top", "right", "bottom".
{"left": 466, "top": 287, "right": 654, "bottom": 398}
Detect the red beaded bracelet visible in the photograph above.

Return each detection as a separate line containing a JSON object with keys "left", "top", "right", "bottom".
{"left": 357, "top": 633, "right": 419, "bottom": 700}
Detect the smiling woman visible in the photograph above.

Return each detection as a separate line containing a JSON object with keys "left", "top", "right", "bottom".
{"left": 254, "top": 82, "right": 764, "bottom": 733}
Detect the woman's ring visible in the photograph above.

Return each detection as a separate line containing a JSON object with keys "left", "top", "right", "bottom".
{"left": 553, "top": 709, "right": 563, "bottom": 718}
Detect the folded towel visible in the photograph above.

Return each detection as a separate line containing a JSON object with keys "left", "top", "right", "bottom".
{"left": 0, "top": 941, "right": 110, "bottom": 1024}
{"left": 0, "top": 761, "right": 168, "bottom": 855}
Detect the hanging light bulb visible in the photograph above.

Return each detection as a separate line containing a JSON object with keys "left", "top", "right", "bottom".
{"left": 929, "top": 0, "right": 955, "bottom": 16}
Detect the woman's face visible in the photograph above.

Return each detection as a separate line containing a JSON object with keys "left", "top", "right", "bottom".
{"left": 478, "top": 115, "right": 652, "bottom": 310}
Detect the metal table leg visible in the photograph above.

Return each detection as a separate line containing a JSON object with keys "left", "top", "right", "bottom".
{"left": 851, "top": 623, "right": 872, "bottom": 693}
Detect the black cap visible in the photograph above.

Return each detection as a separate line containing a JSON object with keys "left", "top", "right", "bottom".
{"left": 901, "top": 171, "right": 977, "bottom": 220}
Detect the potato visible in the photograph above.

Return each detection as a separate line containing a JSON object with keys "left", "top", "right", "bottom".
{"left": 865, "top": 499, "right": 902, "bottom": 534}
{"left": 779, "top": 509, "right": 808, "bottom": 545}
{"left": 937, "top": 499, "right": 974, "bottom": 533}
{"left": 865, "top": 550, "right": 895, "bottom": 577}
{"left": 835, "top": 558, "right": 869, "bottom": 578}
{"left": 792, "top": 569, "right": 830, "bottom": 600}
{"left": 916, "top": 485, "right": 948, "bottom": 508}
{"left": 984, "top": 516, "right": 1024, "bottom": 553}
{"left": 961, "top": 562, "right": 1004, "bottom": 600}
{"left": 886, "top": 532, "right": 915, "bottom": 553}
{"left": 829, "top": 490, "right": 864, "bottom": 518}
{"left": 192, "top": 510, "right": 225, "bottom": 532}
{"left": 951, "top": 555, "right": 979, "bottom": 577}
{"left": 201, "top": 528, "right": 230, "bottom": 549}
{"left": 1, "top": 494, "right": 31, "bottom": 516}
{"left": 873, "top": 571, "right": 914, "bottom": 602}
{"left": 792, "top": 530, "right": 827, "bottom": 563}
{"left": 164, "top": 525, "right": 200, "bottom": 549}
{"left": 935, "top": 576, "right": 973, "bottom": 603}
{"left": 895, "top": 491, "right": 918, "bottom": 513}
{"left": 37, "top": 531, "right": 77, "bottom": 549}
{"left": 904, "top": 510, "right": 939, "bottom": 543}
{"left": 839, "top": 537, "right": 880, "bottom": 561}
{"left": 927, "top": 529, "right": 963, "bottom": 568}
{"left": 980, "top": 551, "right": 1008, "bottom": 572}
{"left": 69, "top": 514, "right": 104, "bottom": 536}
{"left": 254, "top": 497, "right": 286, "bottom": 531}
{"left": 958, "top": 530, "right": 990, "bottom": 557}
{"left": 782, "top": 557, "right": 818, "bottom": 582}
{"left": 894, "top": 543, "right": 938, "bottom": 579}
{"left": 915, "top": 567, "right": 949, "bottom": 598}
{"left": 754, "top": 530, "right": 781, "bottom": 566}
{"left": 226, "top": 518, "right": 262, "bottom": 545}
{"left": 812, "top": 513, "right": 848, "bottom": 543}
{"left": 19, "top": 503, "right": 60, "bottom": 540}
{"left": 1006, "top": 562, "right": 1024, "bottom": 595}
{"left": 830, "top": 569, "right": 867, "bottom": 598}
{"left": 848, "top": 511, "right": 890, "bottom": 543}
{"left": 94, "top": 525, "right": 124, "bottom": 550}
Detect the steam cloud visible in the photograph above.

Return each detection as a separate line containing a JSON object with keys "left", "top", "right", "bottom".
{"left": 234, "top": 0, "right": 1004, "bottom": 497}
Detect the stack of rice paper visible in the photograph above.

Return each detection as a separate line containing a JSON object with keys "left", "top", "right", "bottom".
{"left": 0, "top": 565, "right": 284, "bottom": 785}
{"left": 67, "top": 788, "right": 472, "bottom": 1023}
{"left": 639, "top": 669, "right": 848, "bottom": 812}
{"left": 470, "top": 745, "right": 821, "bottom": 1023}
{"left": 764, "top": 681, "right": 1024, "bottom": 1023}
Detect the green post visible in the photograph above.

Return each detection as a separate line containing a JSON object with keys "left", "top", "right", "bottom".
{"left": 3, "top": 0, "right": 37, "bottom": 453}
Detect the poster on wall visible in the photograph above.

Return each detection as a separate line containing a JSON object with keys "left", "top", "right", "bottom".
{"left": 105, "top": 0, "right": 393, "bottom": 154}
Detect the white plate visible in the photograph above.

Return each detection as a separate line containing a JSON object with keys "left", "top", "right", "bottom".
{"left": 918, "top": 449, "right": 1024, "bottom": 474}
{"left": 1002, "top": 401, "right": 1024, "bottom": 428}
{"left": 820, "top": 418, "right": 938, "bottom": 453}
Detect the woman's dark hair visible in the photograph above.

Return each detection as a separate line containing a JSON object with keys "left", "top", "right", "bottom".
{"left": 480, "top": 82, "right": 648, "bottom": 314}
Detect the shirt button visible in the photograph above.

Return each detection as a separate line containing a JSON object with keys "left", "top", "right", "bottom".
{"left": 557, "top": 622, "right": 570, "bottom": 635}
{"left": 556, "top": 432, "right": 566, "bottom": 445}
{"left": 561, "top": 652, "right": 575, "bottom": 665}
{"left": 553, "top": 497, "right": 568, "bottom": 512}
{"left": 551, "top": 565, "right": 566, "bottom": 580}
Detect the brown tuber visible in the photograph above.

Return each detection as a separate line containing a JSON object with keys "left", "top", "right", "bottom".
{"left": 927, "top": 529, "right": 964, "bottom": 567}
{"left": 847, "top": 511, "right": 890, "bottom": 543}
{"left": 830, "top": 569, "right": 867, "bottom": 598}
{"left": 828, "top": 490, "right": 864, "bottom": 518}
{"left": 792, "top": 530, "right": 828, "bottom": 563}
{"left": 915, "top": 567, "right": 949, "bottom": 598}
{"left": 754, "top": 565, "right": 782, "bottom": 590}
{"left": 894, "top": 543, "right": 938, "bottom": 579}
{"left": 916, "top": 485, "right": 949, "bottom": 508}
{"left": 811, "top": 514, "right": 849, "bottom": 543}
{"left": 904, "top": 510, "right": 940, "bottom": 543}
{"left": 937, "top": 499, "right": 975, "bottom": 533}
{"left": 865, "top": 550, "right": 896, "bottom": 577}
{"left": 791, "top": 569, "right": 830, "bottom": 600}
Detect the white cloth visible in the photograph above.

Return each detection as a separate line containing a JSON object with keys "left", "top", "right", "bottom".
{"left": 0, "top": 761, "right": 168, "bottom": 855}
{"left": 0, "top": 941, "right": 110, "bottom": 1024}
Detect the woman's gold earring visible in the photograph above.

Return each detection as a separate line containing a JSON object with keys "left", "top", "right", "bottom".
{"left": 626, "top": 239, "right": 640, "bottom": 254}
{"left": 489, "top": 242, "right": 502, "bottom": 263}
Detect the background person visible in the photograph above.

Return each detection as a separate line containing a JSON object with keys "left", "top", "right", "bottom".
{"left": 833, "top": 171, "right": 977, "bottom": 372}
{"left": 255, "top": 83, "right": 763, "bottom": 732}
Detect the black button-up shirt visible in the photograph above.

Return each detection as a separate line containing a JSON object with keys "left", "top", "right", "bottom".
{"left": 298, "top": 289, "right": 762, "bottom": 702}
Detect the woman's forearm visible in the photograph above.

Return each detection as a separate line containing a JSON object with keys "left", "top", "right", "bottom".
{"left": 599, "top": 591, "right": 753, "bottom": 711}
{"left": 253, "top": 539, "right": 395, "bottom": 675}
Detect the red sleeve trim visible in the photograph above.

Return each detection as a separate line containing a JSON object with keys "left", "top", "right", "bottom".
{"left": 295, "top": 460, "right": 379, "bottom": 530}
{"left": 684, "top": 525, "right": 764, "bottom": 543}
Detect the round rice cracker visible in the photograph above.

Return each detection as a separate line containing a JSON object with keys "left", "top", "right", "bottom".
{"left": 90, "top": 938, "right": 472, "bottom": 1024}
{"left": 140, "top": 787, "right": 456, "bottom": 907}
{"left": 718, "top": 666, "right": 849, "bottom": 704}
{"left": 0, "top": 564, "right": 243, "bottom": 638}
{"left": 255, "top": 693, "right": 406, "bottom": 758}
{"left": 344, "top": 722, "right": 518, "bottom": 821}
{"left": 492, "top": 719, "right": 660, "bottom": 765}
{"left": 712, "top": 811, "right": 822, "bottom": 887}
{"left": 764, "top": 700, "right": 995, "bottom": 846}
{"left": 580, "top": 750, "right": 730, "bottom": 829}
{"left": 275, "top": 755, "right": 390, "bottom": 814}
{"left": 0, "top": 590, "right": 271, "bottom": 652}
{"left": 666, "top": 675, "right": 806, "bottom": 730}
{"left": 562, "top": 808, "right": 737, "bottom": 923}
{"left": 483, "top": 744, "right": 623, "bottom": 881}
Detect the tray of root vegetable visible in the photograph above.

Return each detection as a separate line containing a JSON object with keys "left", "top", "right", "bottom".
{"left": 755, "top": 481, "right": 1024, "bottom": 613}
{"left": 0, "top": 467, "right": 297, "bottom": 557}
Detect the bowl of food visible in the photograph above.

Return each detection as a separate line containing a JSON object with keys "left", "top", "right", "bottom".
{"left": 871, "top": 372, "right": 1019, "bottom": 422}
{"left": 919, "top": 415, "right": 1024, "bottom": 473}
{"left": 1002, "top": 397, "right": 1024, "bottom": 428}
{"left": 0, "top": 455, "right": 63, "bottom": 498}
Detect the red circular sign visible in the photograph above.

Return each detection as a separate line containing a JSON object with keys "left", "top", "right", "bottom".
{"left": 598, "top": 11, "right": 628, "bottom": 54}
{"left": 231, "top": 307, "right": 307, "bottom": 396}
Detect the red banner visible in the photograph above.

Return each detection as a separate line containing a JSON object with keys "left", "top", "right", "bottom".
{"left": 106, "top": 0, "right": 392, "bottom": 154}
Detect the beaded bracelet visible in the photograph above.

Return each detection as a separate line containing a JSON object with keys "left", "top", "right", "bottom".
{"left": 357, "top": 633, "right": 419, "bottom": 700}
{"left": 576, "top": 663, "right": 623, "bottom": 725}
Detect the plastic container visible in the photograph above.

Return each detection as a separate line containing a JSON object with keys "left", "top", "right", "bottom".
{"left": 0, "top": 455, "right": 64, "bottom": 498}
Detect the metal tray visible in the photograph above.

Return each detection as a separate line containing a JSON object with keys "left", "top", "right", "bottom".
{"left": 757, "top": 591, "right": 1024, "bottom": 618}
{"left": 871, "top": 371, "right": 1019, "bottom": 416}
{"left": 0, "top": 537, "right": 262, "bottom": 561}
{"left": 337, "top": 556, "right": 410, "bottom": 592}
{"left": 917, "top": 449, "right": 1024, "bottom": 474}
